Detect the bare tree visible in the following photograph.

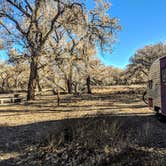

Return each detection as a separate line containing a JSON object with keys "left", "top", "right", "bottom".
{"left": 124, "top": 43, "right": 166, "bottom": 84}
{"left": 0, "top": 0, "right": 121, "bottom": 97}
{"left": 0, "top": 0, "right": 84, "bottom": 100}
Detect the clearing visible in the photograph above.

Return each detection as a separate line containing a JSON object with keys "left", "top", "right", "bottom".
{"left": 2, "top": 85, "right": 166, "bottom": 166}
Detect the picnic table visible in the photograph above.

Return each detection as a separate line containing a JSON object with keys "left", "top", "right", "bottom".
{"left": 0, "top": 94, "right": 22, "bottom": 105}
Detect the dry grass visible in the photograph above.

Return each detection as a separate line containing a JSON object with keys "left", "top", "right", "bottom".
{"left": 5, "top": 116, "right": 166, "bottom": 166}
{"left": 1, "top": 85, "right": 162, "bottom": 165}
{"left": 0, "top": 85, "right": 150, "bottom": 126}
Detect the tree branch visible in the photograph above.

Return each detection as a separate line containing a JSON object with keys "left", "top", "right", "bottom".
{"left": 0, "top": 21, "right": 11, "bottom": 34}
{"left": 24, "top": 0, "right": 33, "bottom": 12}
{"left": 0, "top": 12, "right": 26, "bottom": 35}
{"left": 6, "top": 0, "right": 31, "bottom": 18}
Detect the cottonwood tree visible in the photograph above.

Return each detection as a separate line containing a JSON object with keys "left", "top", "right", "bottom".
{"left": 0, "top": 61, "right": 11, "bottom": 91}
{"left": 52, "top": 0, "right": 121, "bottom": 93}
{"left": 124, "top": 43, "right": 166, "bottom": 84}
{"left": 7, "top": 48, "right": 30, "bottom": 90}
{"left": 0, "top": 0, "right": 121, "bottom": 98}
{"left": 89, "top": 64, "right": 123, "bottom": 86}
{"left": 0, "top": 59, "right": 29, "bottom": 91}
{"left": 78, "top": 0, "right": 121, "bottom": 93}
{"left": 0, "top": 0, "right": 84, "bottom": 100}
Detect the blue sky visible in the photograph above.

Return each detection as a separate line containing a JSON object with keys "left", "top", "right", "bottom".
{"left": 0, "top": 0, "right": 166, "bottom": 68}
{"left": 98, "top": 0, "right": 166, "bottom": 68}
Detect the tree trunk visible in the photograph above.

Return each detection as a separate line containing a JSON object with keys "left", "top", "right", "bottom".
{"left": 27, "top": 57, "right": 38, "bottom": 100}
{"left": 1, "top": 80, "right": 5, "bottom": 92}
{"left": 74, "top": 82, "right": 78, "bottom": 94}
{"left": 67, "top": 63, "right": 73, "bottom": 94}
{"left": 57, "top": 89, "right": 60, "bottom": 106}
{"left": 36, "top": 73, "right": 42, "bottom": 92}
{"left": 86, "top": 75, "right": 91, "bottom": 94}
{"left": 67, "top": 78, "right": 72, "bottom": 94}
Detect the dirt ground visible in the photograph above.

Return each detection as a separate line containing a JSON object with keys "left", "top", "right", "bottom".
{"left": 1, "top": 85, "right": 163, "bottom": 165}
{"left": 0, "top": 85, "right": 150, "bottom": 126}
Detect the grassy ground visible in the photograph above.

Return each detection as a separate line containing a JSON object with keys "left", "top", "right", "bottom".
{"left": 1, "top": 85, "right": 165, "bottom": 165}
{"left": 0, "top": 85, "right": 149, "bottom": 126}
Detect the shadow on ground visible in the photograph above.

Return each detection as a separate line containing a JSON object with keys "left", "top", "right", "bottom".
{"left": 0, "top": 93, "right": 147, "bottom": 117}
{"left": 1, "top": 113, "right": 166, "bottom": 165}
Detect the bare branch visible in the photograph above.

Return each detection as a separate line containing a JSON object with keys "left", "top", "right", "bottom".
{"left": 6, "top": 0, "right": 31, "bottom": 18}
{"left": 0, "top": 12, "right": 26, "bottom": 35}
{"left": 24, "top": 0, "right": 33, "bottom": 12}
{"left": 0, "top": 21, "right": 11, "bottom": 34}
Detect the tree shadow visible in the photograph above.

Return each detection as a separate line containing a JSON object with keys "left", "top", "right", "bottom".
{"left": 1, "top": 113, "right": 166, "bottom": 165}
{"left": 16, "top": 92, "right": 145, "bottom": 111}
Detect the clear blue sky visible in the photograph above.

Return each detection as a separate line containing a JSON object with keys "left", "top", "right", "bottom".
{"left": 0, "top": 0, "right": 166, "bottom": 69}
{"left": 98, "top": 0, "right": 166, "bottom": 68}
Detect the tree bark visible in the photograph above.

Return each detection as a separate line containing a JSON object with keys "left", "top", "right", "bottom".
{"left": 67, "top": 78, "right": 72, "bottom": 94}
{"left": 66, "top": 62, "right": 73, "bottom": 94}
{"left": 57, "top": 89, "right": 60, "bottom": 106}
{"left": 27, "top": 57, "right": 38, "bottom": 100}
{"left": 74, "top": 82, "right": 78, "bottom": 94}
{"left": 36, "top": 73, "right": 42, "bottom": 92}
{"left": 86, "top": 75, "right": 91, "bottom": 94}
